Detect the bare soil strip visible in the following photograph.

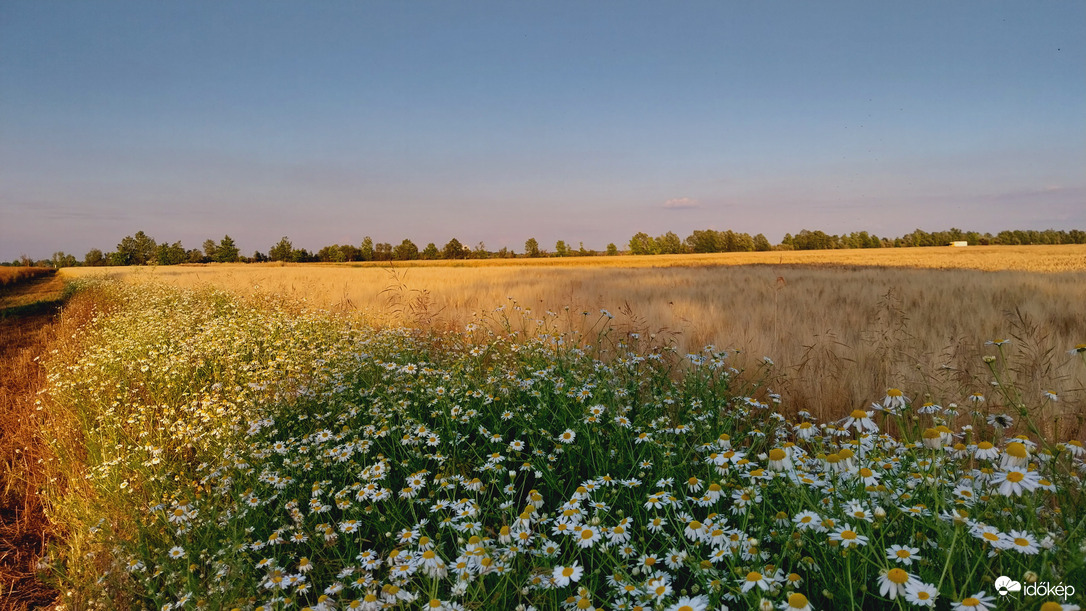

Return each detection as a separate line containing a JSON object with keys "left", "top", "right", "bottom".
{"left": 0, "top": 272, "right": 64, "bottom": 609}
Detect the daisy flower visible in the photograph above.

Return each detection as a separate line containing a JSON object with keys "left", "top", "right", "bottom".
{"left": 767, "top": 448, "right": 793, "bottom": 471}
{"left": 793, "top": 511, "right": 822, "bottom": 532}
{"left": 991, "top": 467, "right": 1040, "bottom": 496}
{"left": 167, "top": 546, "right": 186, "bottom": 560}
{"left": 877, "top": 568, "right": 914, "bottom": 600}
{"left": 778, "top": 593, "right": 812, "bottom": 611}
{"left": 843, "top": 409, "right": 878, "bottom": 433}
{"left": 575, "top": 526, "right": 601, "bottom": 549}
{"left": 1004, "top": 530, "right": 1040, "bottom": 554}
{"left": 666, "top": 595, "right": 709, "bottom": 611}
{"left": 885, "top": 544, "right": 921, "bottom": 566}
{"left": 882, "top": 388, "right": 908, "bottom": 410}
{"left": 971, "top": 523, "right": 1006, "bottom": 548}
{"left": 1000, "top": 442, "right": 1030, "bottom": 469}
{"left": 904, "top": 581, "right": 938, "bottom": 607}
{"left": 739, "top": 570, "right": 774, "bottom": 593}
{"left": 551, "top": 562, "right": 583, "bottom": 587}
{"left": 557, "top": 429, "right": 576, "bottom": 444}
{"left": 829, "top": 524, "right": 868, "bottom": 548}
{"left": 973, "top": 441, "right": 999, "bottom": 460}
{"left": 952, "top": 591, "right": 996, "bottom": 611}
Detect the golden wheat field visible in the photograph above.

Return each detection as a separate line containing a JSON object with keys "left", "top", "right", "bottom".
{"left": 62, "top": 245, "right": 1086, "bottom": 435}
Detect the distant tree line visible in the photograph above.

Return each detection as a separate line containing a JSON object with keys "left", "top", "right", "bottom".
{"left": 7, "top": 227, "right": 1084, "bottom": 267}
{"left": 627, "top": 227, "right": 1086, "bottom": 255}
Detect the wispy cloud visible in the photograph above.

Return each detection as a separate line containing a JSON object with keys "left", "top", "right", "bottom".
{"left": 663, "top": 197, "right": 699, "bottom": 209}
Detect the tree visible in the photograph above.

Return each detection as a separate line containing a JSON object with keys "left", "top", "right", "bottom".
{"left": 554, "top": 240, "right": 569, "bottom": 257}
{"left": 655, "top": 231, "right": 683, "bottom": 254}
{"left": 339, "top": 244, "right": 362, "bottom": 261}
{"left": 731, "top": 232, "right": 755, "bottom": 252}
{"left": 753, "top": 234, "right": 772, "bottom": 251}
{"left": 628, "top": 232, "right": 656, "bottom": 255}
{"left": 156, "top": 241, "right": 187, "bottom": 265}
{"left": 52, "top": 251, "right": 77, "bottom": 268}
{"left": 213, "top": 235, "right": 240, "bottom": 262}
{"left": 317, "top": 244, "right": 347, "bottom": 262}
{"left": 360, "top": 236, "right": 374, "bottom": 261}
{"left": 472, "top": 241, "right": 488, "bottom": 259}
{"left": 116, "top": 230, "right": 158, "bottom": 265}
{"left": 443, "top": 238, "right": 466, "bottom": 260}
{"left": 374, "top": 242, "right": 392, "bottom": 260}
{"left": 203, "top": 239, "right": 219, "bottom": 261}
{"left": 606, "top": 243, "right": 618, "bottom": 256}
{"left": 524, "top": 238, "right": 541, "bottom": 258}
{"left": 393, "top": 239, "right": 419, "bottom": 260}
{"left": 422, "top": 243, "right": 439, "bottom": 260}
{"left": 269, "top": 237, "right": 294, "bottom": 262}
{"left": 686, "top": 229, "right": 722, "bottom": 253}
{"left": 84, "top": 248, "right": 106, "bottom": 267}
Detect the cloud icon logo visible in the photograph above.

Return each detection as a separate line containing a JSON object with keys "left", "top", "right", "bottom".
{"left": 995, "top": 575, "right": 1022, "bottom": 596}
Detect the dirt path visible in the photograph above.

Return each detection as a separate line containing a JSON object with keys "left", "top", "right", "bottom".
{"left": 0, "top": 272, "right": 64, "bottom": 609}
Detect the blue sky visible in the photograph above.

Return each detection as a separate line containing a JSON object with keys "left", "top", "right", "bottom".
{"left": 2, "top": 1, "right": 1083, "bottom": 260}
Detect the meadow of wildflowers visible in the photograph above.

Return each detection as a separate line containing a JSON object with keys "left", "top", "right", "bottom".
{"left": 38, "top": 280, "right": 1085, "bottom": 610}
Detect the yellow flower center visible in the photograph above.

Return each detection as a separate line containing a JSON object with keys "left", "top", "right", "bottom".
{"left": 788, "top": 593, "right": 809, "bottom": 608}
{"left": 1006, "top": 442, "right": 1028, "bottom": 458}
{"left": 1007, "top": 471, "right": 1024, "bottom": 483}
{"left": 887, "top": 568, "right": 909, "bottom": 584}
{"left": 746, "top": 571, "right": 763, "bottom": 582}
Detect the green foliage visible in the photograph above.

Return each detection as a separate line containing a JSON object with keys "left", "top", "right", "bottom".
{"left": 393, "top": 239, "right": 419, "bottom": 261}
{"left": 83, "top": 248, "right": 106, "bottom": 267}
{"left": 115, "top": 231, "right": 158, "bottom": 265}
{"left": 442, "top": 238, "right": 466, "bottom": 260}
{"left": 360, "top": 236, "right": 375, "bottom": 261}
{"left": 52, "top": 251, "right": 78, "bottom": 268}
{"left": 629, "top": 232, "right": 656, "bottom": 255}
{"left": 524, "top": 238, "right": 541, "bottom": 258}
{"left": 156, "top": 242, "right": 187, "bottom": 266}
{"left": 214, "top": 235, "right": 240, "bottom": 263}
{"left": 269, "top": 237, "right": 295, "bottom": 262}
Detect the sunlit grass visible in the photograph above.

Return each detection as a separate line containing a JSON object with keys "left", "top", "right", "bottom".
{"left": 38, "top": 280, "right": 1086, "bottom": 610}
{"left": 60, "top": 248, "right": 1086, "bottom": 434}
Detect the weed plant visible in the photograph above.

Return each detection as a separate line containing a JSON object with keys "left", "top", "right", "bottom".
{"left": 39, "top": 280, "right": 1085, "bottom": 610}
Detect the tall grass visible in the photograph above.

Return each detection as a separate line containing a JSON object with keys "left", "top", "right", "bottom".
{"left": 62, "top": 258, "right": 1086, "bottom": 437}
{"left": 0, "top": 267, "right": 52, "bottom": 288}
{"left": 36, "top": 279, "right": 1086, "bottom": 610}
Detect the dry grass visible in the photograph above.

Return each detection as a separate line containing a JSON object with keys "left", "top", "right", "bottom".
{"left": 0, "top": 296, "right": 81, "bottom": 610}
{"left": 0, "top": 268, "right": 53, "bottom": 289}
{"left": 60, "top": 245, "right": 1086, "bottom": 437}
